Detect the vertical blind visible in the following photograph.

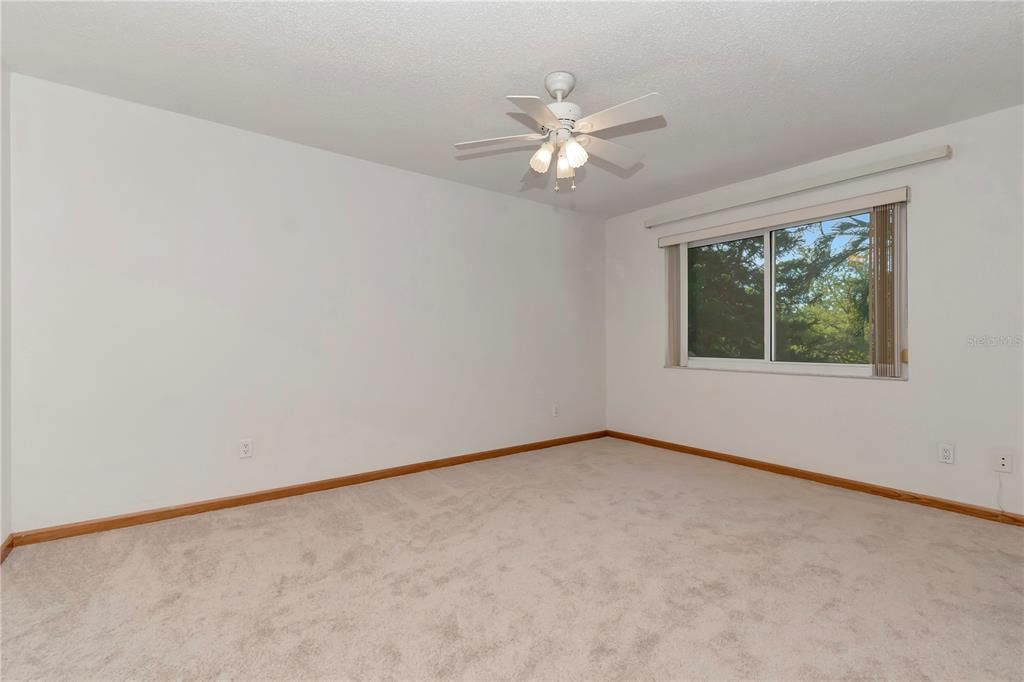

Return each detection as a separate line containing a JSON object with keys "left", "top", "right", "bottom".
{"left": 869, "top": 202, "right": 905, "bottom": 378}
{"left": 665, "top": 245, "right": 682, "bottom": 367}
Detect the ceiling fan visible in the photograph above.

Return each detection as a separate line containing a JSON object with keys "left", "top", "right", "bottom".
{"left": 454, "top": 71, "right": 663, "bottom": 191}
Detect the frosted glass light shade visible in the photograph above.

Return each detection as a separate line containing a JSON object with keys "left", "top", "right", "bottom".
{"left": 529, "top": 141, "right": 555, "bottom": 173}
{"left": 556, "top": 151, "right": 574, "bottom": 179}
{"left": 563, "top": 137, "right": 589, "bottom": 169}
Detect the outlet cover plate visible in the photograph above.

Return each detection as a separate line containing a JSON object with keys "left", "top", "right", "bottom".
{"left": 993, "top": 452, "right": 1014, "bottom": 473}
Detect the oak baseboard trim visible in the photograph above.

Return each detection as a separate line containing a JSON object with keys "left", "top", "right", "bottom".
{"left": 606, "top": 431, "right": 1024, "bottom": 527}
{"left": 5, "top": 428, "right": 1018, "bottom": 564}
{"left": 2, "top": 430, "right": 608, "bottom": 559}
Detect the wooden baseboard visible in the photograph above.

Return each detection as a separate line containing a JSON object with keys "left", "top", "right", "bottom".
{"left": 4, "top": 428, "right": 1018, "bottom": 564}
{"left": 606, "top": 431, "right": 1024, "bottom": 527}
{"left": 1, "top": 430, "right": 608, "bottom": 561}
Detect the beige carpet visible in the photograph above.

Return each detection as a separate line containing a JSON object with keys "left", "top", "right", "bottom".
{"left": 2, "top": 437, "right": 1022, "bottom": 681}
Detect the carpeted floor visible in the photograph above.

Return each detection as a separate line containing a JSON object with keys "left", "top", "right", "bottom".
{"left": 2, "top": 437, "right": 1022, "bottom": 680}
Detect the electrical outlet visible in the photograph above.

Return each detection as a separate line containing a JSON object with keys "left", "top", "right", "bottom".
{"left": 938, "top": 444, "right": 955, "bottom": 465}
{"left": 551, "top": 404, "right": 560, "bottom": 418}
{"left": 993, "top": 452, "right": 1014, "bottom": 473}
{"left": 239, "top": 439, "right": 253, "bottom": 459}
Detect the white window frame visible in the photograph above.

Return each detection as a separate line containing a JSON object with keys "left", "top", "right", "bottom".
{"left": 663, "top": 188, "right": 908, "bottom": 379}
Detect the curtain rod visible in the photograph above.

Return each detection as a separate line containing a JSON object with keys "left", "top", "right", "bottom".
{"left": 644, "top": 144, "right": 952, "bottom": 230}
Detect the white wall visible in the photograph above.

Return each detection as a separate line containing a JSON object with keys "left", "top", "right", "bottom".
{"left": 9, "top": 73, "right": 1021, "bottom": 533}
{"left": 9, "top": 74, "right": 606, "bottom": 531}
{"left": 1, "top": 66, "right": 11, "bottom": 542}
{"left": 606, "top": 106, "right": 1024, "bottom": 514}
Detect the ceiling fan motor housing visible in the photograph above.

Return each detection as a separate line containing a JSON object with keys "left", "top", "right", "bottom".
{"left": 543, "top": 101, "right": 582, "bottom": 133}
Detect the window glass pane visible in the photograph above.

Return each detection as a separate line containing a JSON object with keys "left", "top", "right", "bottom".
{"left": 773, "top": 213, "right": 870, "bottom": 364}
{"left": 687, "top": 236, "right": 764, "bottom": 359}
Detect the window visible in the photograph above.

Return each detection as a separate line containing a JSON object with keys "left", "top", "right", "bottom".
{"left": 772, "top": 212, "right": 870, "bottom": 364}
{"left": 663, "top": 189, "right": 907, "bottom": 378}
{"left": 687, "top": 235, "right": 764, "bottom": 359}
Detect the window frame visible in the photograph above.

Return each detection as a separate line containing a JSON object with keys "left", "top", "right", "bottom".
{"left": 664, "top": 189, "right": 907, "bottom": 380}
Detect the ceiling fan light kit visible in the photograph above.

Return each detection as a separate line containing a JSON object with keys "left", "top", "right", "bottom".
{"left": 455, "top": 71, "right": 663, "bottom": 192}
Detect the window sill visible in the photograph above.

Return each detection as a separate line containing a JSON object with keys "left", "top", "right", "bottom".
{"left": 669, "top": 357, "right": 905, "bottom": 380}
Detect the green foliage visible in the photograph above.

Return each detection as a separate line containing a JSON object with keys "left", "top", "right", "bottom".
{"left": 774, "top": 215, "right": 869, "bottom": 364}
{"left": 687, "top": 236, "right": 764, "bottom": 359}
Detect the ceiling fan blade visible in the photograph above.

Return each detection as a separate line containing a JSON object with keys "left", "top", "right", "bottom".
{"left": 574, "top": 93, "right": 663, "bottom": 134}
{"left": 506, "top": 95, "right": 561, "bottom": 129}
{"left": 576, "top": 135, "right": 644, "bottom": 169}
{"left": 454, "top": 133, "right": 546, "bottom": 150}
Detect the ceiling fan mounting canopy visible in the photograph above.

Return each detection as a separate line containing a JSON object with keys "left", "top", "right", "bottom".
{"left": 454, "top": 70, "right": 664, "bottom": 191}
{"left": 544, "top": 71, "right": 577, "bottom": 100}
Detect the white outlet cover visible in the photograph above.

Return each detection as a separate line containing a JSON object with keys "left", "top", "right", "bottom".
{"left": 938, "top": 444, "right": 955, "bottom": 464}
{"left": 993, "top": 452, "right": 1014, "bottom": 473}
{"left": 240, "top": 439, "right": 253, "bottom": 459}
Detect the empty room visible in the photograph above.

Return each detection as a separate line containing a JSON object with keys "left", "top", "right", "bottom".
{"left": 1, "top": 2, "right": 1022, "bottom": 680}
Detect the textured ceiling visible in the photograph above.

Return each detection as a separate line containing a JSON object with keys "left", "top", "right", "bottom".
{"left": 3, "top": 2, "right": 1022, "bottom": 217}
